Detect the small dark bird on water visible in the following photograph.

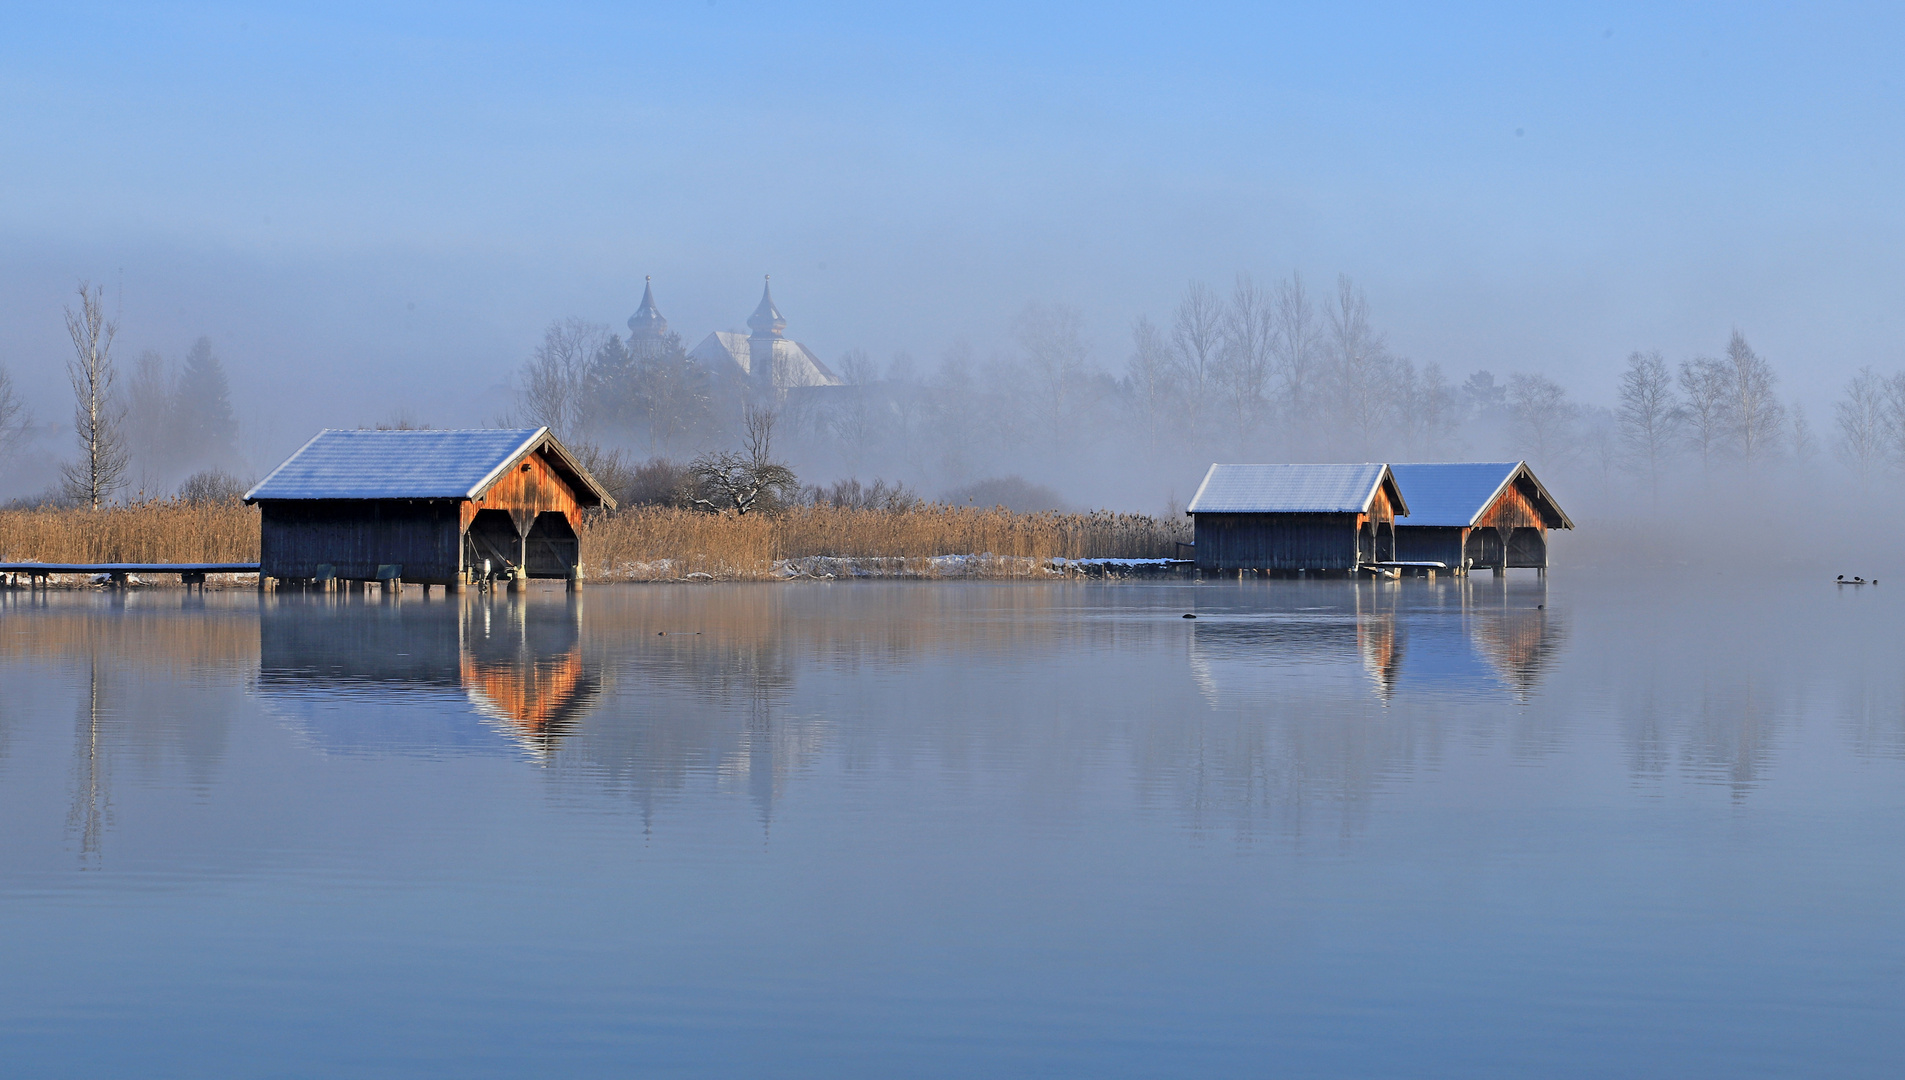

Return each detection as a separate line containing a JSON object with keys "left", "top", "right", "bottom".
{"left": 1182, "top": 613, "right": 1197, "bottom": 619}
{"left": 1537, "top": 604, "right": 1544, "bottom": 610}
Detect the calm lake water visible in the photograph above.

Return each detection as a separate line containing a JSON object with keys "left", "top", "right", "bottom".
{"left": 1, "top": 573, "right": 1901, "bottom": 1078}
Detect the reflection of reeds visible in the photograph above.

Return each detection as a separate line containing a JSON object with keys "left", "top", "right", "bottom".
{"left": 0, "top": 503, "right": 260, "bottom": 563}
{"left": 0, "top": 503, "right": 1190, "bottom": 582}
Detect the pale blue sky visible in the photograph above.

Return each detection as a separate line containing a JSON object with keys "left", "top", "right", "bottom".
{"left": 3, "top": 2, "right": 1901, "bottom": 457}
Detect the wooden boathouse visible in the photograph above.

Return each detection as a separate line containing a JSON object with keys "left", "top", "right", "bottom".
{"left": 244, "top": 428, "right": 614, "bottom": 590}
{"left": 1185, "top": 463, "right": 1409, "bottom": 573}
{"left": 1387, "top": 462, "right": 1572, "bottom": 574}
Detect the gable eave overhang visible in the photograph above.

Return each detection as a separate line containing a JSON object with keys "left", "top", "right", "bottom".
{"left": 1512, "top": 461, "right": 1573, "bottom": 529}
{"left": 242, "top": 429, "right": 328, "bottom": 505}
{"left": 1367, "top": 465, "right": 1409, "bottom": 517}
{"left": 467, "top": 427, "right": 617, "bottom": 509}
{"left": 1184, "top": 463, "right": 1221, "bottom": 515}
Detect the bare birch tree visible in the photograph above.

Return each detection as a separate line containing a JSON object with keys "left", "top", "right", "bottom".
{"left": 1834, "top": 367, "right": 1887, "bottom": 487}
{"left": 1724, "top": 330, "right": 1784, "bottom": 466}
{"left": 60, "top": 282, "right": 128, "bottom": 509}
{"left": 1677, "top": 357, "right": 1731, "bottom": 474}
{"left": 1169, "top": 281, "right": 1222, "bottom": 441}
{"left": 1616, "top": 350, "right": 1678, "bottom": 502}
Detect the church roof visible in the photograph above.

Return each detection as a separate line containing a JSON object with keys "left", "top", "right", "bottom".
{"left": 689, "top": 331, "right": 753, "bottom": 376}
{"left": 628, "top": 277, "right": 668, "bottom": 339}
{"left": 747, "top": 277, "right": 786, "bottom": 337}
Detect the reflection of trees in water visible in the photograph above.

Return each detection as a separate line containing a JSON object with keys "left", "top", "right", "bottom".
{"left": 1166, "top": 578, "right": 1576, "bottom": 837}
{"left": 0, "top": 594, "right": 253, "bottom": 866}
{"left": 558, "top": 584, "right": 1153, "bottom": 829}
{"left": 1133, "top": 694, "right": 1431, "bottom": 842}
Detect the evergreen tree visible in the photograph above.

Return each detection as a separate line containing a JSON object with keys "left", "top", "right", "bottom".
{"left": 173, "top": 337, "right": 238, "bottom": 469}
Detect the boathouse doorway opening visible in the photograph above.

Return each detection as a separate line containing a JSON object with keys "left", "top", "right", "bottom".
{"left": 1465, "top": 528, "right": 1502, "bottom": 568}
{"left": 524, "top": 511, "right": 580, "bottom": 579}
{"left": 466, "top": 509, "right": 522, "bottom": 579}
{"left": 1507, "top": 527, "right": 1547, "bottom": 568}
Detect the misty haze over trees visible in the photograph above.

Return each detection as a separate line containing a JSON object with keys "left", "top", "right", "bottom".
{"left": 8, "top": 265, "right": 1905, "bottom": 542}
{"left": 509, "top": 271, "right": 1880, "bottom": 535}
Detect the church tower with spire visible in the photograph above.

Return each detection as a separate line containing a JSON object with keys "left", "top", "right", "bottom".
{"left": 627, "top": 276, "right": 673, "bottom": 360}
{"left": 746, "top": 276, "right": 786, "bottom": 388}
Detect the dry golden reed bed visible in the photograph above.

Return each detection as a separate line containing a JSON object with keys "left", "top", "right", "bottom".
{"left": 0, "top": 503, "right": 1187, "bottom": 582}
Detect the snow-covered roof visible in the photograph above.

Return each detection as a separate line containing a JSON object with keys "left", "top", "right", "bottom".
{"left": 1388, "top": 462, "right": 1572, "bottom": 529}
{"left": 1187, "top": 463, "right": 1407, "bottom": 516}
{"left": 244, "top": 428, "right": 612, "bottom": 506}
{"left": 1386, "top": 463, "right": 1521, "bottom": 527}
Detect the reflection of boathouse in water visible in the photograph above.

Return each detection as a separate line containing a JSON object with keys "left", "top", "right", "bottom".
{"left": 256, "top": 596, "right": 600, "bottom": 757}
{"left": 1188, "top": 578, "right": 1566, "bottom": 706}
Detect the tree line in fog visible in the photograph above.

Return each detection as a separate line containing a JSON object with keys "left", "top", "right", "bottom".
{"left": 521, "top": 272, "right": 1872, "bottom": 514}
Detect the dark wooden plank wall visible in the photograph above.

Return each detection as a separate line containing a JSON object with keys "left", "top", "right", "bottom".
{"left": 259, "top": 500, "right": 464, "bottom": 582}
{"left": 1394, "top": 525, "right": 1466, "bottom": 566}
{"left": 1193, "top": 512, "right": 1362, "bottom": 570}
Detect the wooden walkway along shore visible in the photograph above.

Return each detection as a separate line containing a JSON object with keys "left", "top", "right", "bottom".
{"left": 0, "top": 562, "right": 261, "bottom": 589}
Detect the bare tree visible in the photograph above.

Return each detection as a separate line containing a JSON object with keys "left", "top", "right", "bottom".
{"left": 1724, "top": 330, "right": 1784, "bottom": 466}
{"left": 60, "top": 281, "right": 128, "bottom": 509}
{"left": 1125, "top": 315, "right": 1176, "bottom": 455}
{"left": 517, "top": 317, "right": 606, "bottom": 440}
{"left": 1271, "top": 273, "right": 1321, "bottom": 451}
{"left": 1325, "top": 276, "right": 1395, "bottom": 459}
{"left": 1169, "top": 281, "right": 1222, "bottom": 440}
{"left": 1790, "top": 401, "right": 1818, "bottom": 467}
{"left": 688, "top": 407, "right": 798, "bottom": 515}
{"left": 1616, "top": 350, "right": 1678, "bottom": 503}
{"left": 1506, "top": 372, "right": 1577, "bottom": 468}
{"left": 1677, "top": 357, "right": 1731, "bottom": 474}
{"left": 829, "top": 347, "right": 884, "bottom": 472}
{"left": 0, "top": 362, "right": 31, "bottom": 459}
{"left": 1215, "top": 274, "right": 1276, "bottom": 450}
{"left": 1834, "top": 367, "right": 1887, "bottom": 487}
{"left": 1583, "top": 406, "right": 1620, "bottom": 499}
{"left": 1883, "top": 373, "right": 1905, "bottom": 470}
{"left": 1013, "top": 301, "right": 1090, "bottom": 447}
{"left": 1398, "top": 360, "right": 1461, "bottom": 459}
{"left": 123, "top": 347, "right": 177, "bottom": 493}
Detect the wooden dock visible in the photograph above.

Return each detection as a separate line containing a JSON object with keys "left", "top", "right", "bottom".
{"left": 0, "top": 562, "right": 261, "bottom": 588}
